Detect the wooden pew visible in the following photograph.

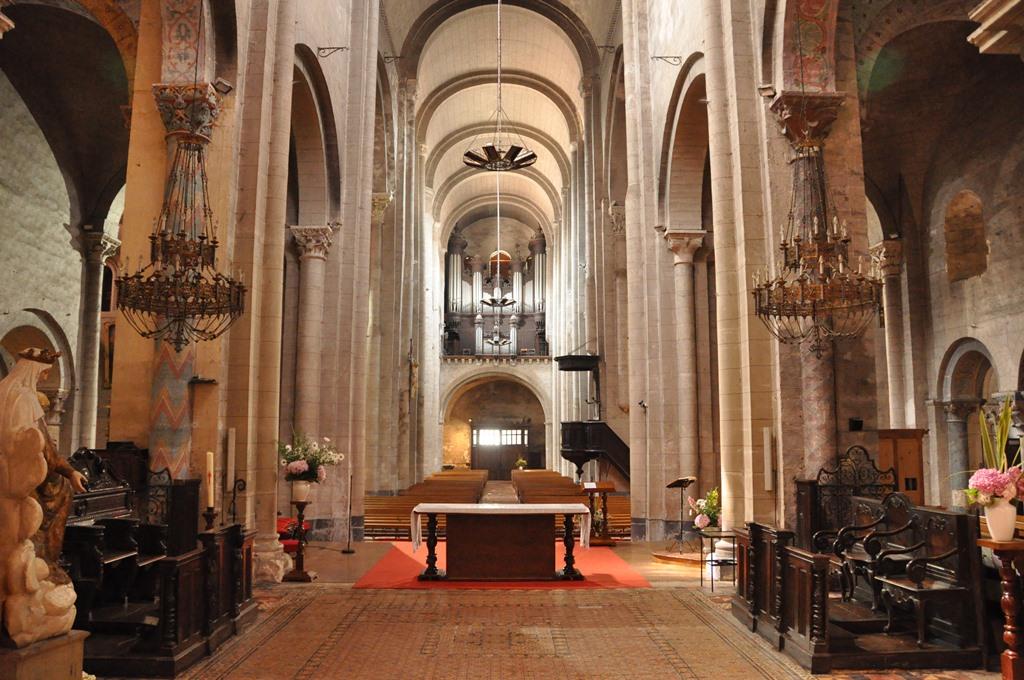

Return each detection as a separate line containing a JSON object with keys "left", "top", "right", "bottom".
{"left": 734, "top": 505, "right": 985, "bottom": 673}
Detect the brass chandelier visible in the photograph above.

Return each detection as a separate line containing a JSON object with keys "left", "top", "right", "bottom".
{"left": 462, "top": 0, "right": 537, "bottom": 172}
{"left": 116, "top": 11, "right": 245, "bottom": 352}
{"left": 752, "top": 11, "right": 882, "bottom": 358}
{"left": 752, "top": 144, "right": 882, "bottom": 357}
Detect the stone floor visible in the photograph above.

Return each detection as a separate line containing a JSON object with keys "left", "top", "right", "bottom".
{"left": 161, "top": 541, "right": 997, "bottom": 680}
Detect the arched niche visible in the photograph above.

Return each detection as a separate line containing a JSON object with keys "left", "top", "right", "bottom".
{"left": 943, "top": 189, "right": 987, "bottom": 283}
{"left": 442, "top": 376, "right": 547, "bottom": 479}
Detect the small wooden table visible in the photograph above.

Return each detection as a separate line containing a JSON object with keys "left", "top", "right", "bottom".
{"left": 585, "top": 482, "right": 616, "bottom": 547}
{"left": 283, "top": 501, "right": 317, "bottom": 582}
{"left": 978, "top": 539, "right": 1024, "bottom": 679}
{"left": 411, "top": 503, "right": 591, "bottom": 581}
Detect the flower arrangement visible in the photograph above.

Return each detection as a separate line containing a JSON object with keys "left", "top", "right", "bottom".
{"left": 688, "top": 487, "right": 721, "bottom": 529}
{"left": 278, "top": 432, "right": 344, "bottom": 483}
{"left": 513, "top": 457, "right": 527, "bottom": 470}
{"left": 964, "top": 396, "right": 1022, "bottom": 507}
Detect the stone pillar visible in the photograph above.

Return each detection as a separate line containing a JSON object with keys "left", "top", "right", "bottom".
{"left": 770, "top": 92, "right": 847, "bottom": 476}
{"left": 875, "top": 239, "right": 907, "bottom": 428}
{"left": 945, "top": 400, "right": 979, "bottom": 505}
{"left": 289, "top": 225, "right": 336, "bottom": 436}
{"left": 253, "top": 0, "right": 297, "bottom": 583}
{"left": 148, "top": 82, "right": 223, "bottom": 479}
{"left": 78, "top": 230, "right": 120, "bottom": 448}
{"left": 665, "top": 231, "right": 704, "bottom": 500}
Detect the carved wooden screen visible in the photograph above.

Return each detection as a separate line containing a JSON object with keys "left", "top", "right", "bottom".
{"left": 815, "top": 445, "right": 897, "bottom": 532}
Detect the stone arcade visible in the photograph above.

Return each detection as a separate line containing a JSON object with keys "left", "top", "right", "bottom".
{"left": 1, "top": 0, "right": 1024, "bottom": 678}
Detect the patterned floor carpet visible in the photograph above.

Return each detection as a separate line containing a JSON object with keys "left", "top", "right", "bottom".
{"left": 180, "top": 585, "right": 810, "bottom": 680}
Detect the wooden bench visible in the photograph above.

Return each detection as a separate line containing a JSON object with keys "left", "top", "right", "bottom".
{"left": 817, "top": 493, "right": 917, "bottom": 610}
{"left": 876, "top": 511, "right": 979, "bottom": 648}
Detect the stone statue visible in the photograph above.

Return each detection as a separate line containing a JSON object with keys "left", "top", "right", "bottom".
{"left": 0, "top": 348, "right": 84, "bottom": 647}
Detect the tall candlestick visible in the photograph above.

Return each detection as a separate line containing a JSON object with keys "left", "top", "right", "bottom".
{"left": 206, "top": 450, "right": 215, "bottom": 508}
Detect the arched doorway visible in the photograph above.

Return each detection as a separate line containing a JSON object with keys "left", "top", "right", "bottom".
{"left": 938, "top": 339, "right": 996, "bottom": 503}
{"left": 443, "top": 378, "right": 546, "bottom": 480}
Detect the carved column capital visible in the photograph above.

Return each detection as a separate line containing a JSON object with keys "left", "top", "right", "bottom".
{"left": 83, "top": 231, "right": 121, "bottom": 264}
{"left": 528, "top": 232, "right": 547, "bottom": 255}
{"left": 870, "top": 238, "right": 903, "bottom": 277}
{"left": 770, "top": 91, "right": 846, "bottom": 147}
{"left": 944, "top": 399, "right": 982, "bottom": 422}
{"left": 290, "top": 225, "right": 336, "bottom": 260}
{"left": 665, "top": 230, "right": 705, "bottom": 265}
{"left": 606, "top": 202, "right": 625, "bottom": 239}
{"left": 371, "top": 192, "right": 392, "bottom": 223}
{"left": 152, "top": 82, "right": 221, "bottom": 140}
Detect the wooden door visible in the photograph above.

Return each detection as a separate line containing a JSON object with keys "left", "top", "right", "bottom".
{"left": 878, "top": 429, "right": 926, "bottom": 505}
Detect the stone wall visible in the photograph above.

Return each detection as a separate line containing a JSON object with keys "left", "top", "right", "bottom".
{"left": 0, "top": 71, "right": 79, "bottom": 406}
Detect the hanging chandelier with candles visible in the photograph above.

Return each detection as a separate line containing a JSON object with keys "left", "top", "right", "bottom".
{"left": 116, "top": 12, "right": 245, "bottom": 353}
{"left": 752, "top": 14, "right": 882, "bottom": 358}
{"left": 463, "top": 0, "right": 537, "bottom": 172}
{"left": 752, "top": 143, "right": 883, "bottom": 357}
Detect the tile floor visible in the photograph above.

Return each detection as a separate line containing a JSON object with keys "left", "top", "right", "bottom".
{"left": 163, "top": 541, "right": 999, "bottom": 680}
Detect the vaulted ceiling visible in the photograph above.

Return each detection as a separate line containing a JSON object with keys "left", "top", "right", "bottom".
{"left": 381, "top": 0, "right": 618, "bottom": 244}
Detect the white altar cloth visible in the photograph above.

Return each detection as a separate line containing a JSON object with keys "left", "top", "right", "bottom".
{"left": 410, "top": 503, "right": 591, "bottom": 552}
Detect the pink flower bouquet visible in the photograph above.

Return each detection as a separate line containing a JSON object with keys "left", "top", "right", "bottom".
{"left": 278, "top": 432, "right": 345, "bottom": 483}
{"left": 963, "top": 396, "right": 1022, "bottom": 507}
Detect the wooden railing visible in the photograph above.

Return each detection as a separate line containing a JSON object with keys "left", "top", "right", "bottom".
{"left": 734, "top": 523, "right": 830, "bottom": 672}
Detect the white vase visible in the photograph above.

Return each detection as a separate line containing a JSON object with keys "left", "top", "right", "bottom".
{"left": 291, "top": 480, "right": 312, "bottom": 503}
{"left": 985, "top": 496, "right": 1017, "bottom": 541}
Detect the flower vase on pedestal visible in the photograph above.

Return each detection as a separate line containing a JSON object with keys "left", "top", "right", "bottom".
{"left": 291, "top": 480, "right": 312, "bottom": 503}
{"left": 985, "top": 497, "right": 1017, "bottom": 541}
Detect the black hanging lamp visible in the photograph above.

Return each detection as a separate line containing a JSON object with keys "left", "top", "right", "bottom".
{"left": 462, "top": 0, "right": 537, "bottom": 172}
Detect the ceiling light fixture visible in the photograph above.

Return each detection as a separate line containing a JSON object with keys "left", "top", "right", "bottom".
{"left": 463, "top": 0, "right": 537, "bottom": 172}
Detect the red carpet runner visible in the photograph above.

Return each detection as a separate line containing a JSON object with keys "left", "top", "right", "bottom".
{"left": 354, "top": 542, "right": 651, "bottom": 589}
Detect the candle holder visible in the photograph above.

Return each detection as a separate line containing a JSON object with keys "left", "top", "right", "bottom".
{"left": 202, "top": 506, "right": 218, "bottom": 531}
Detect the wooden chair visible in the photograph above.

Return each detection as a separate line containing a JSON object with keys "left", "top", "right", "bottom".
{"left": 827, "top": 493, "right": 917, "bottom": 610}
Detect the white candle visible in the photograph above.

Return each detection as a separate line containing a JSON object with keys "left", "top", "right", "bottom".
{"left": 225, "top": 428, "right": 236, "bottom": 495}
{"left": 206, "top": 450, "right": 215, "bottom": 508}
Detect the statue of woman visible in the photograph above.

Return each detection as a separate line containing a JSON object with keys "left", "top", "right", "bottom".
{"left": 0, "top": 347, "right": 82, "bottom": 647}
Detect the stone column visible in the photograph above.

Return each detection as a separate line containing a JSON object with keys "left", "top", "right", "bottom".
{"left": 665, "top": 231, "right": 705, "bottom": 501}
{"left": 945, "top": 400, "right": 979, "bottom": 506}
{"left": 148, "top": 82, "right": 222, "bottom": 479}
{"left": 253, "top": 0, "right": 297, "bottom": 583}
{"left": 875, "top": 239, "right": 907, "bottom": 427}
{"left": 78, "top": 230, "right": 120, "bottom": 448}
{"left": 770, "top": 92, "right": 847, "bottom": 476}
{"left": 289, "top": 225, "right": 336, "bottom": 436}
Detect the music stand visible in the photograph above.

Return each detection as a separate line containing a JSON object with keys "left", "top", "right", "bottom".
{"left": 665, "top": 476, "right": 698, "bottom": 553}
